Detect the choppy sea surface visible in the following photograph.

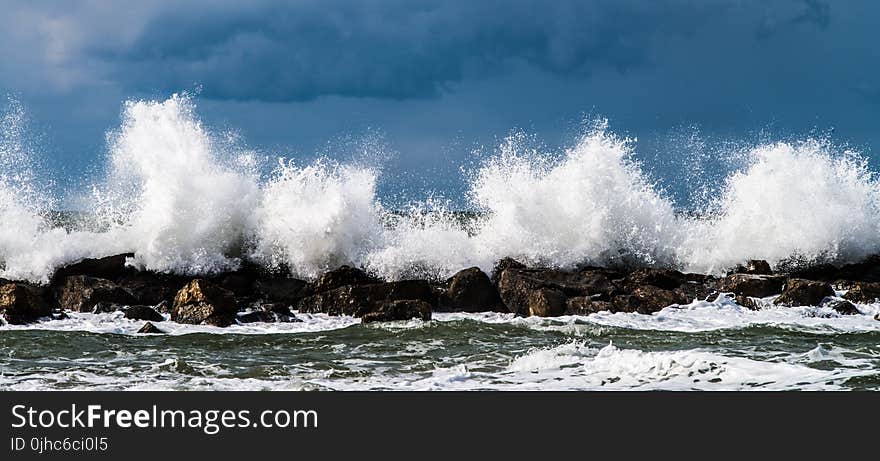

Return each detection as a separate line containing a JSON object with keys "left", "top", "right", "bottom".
{"left": 3, "top": 294, "right": 879, "bottom": 390}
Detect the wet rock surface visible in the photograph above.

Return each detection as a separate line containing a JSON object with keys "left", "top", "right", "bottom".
{"left": 774, "top": 279, "right": 835, "bottom": 307}
{"left": 6, "top": 252, "right": 880, "bottom": 327}
{"left": 54, "top": 275, "right": 137, "bottom": 312}
{"left": 171, "top": 279, "right": 237, "bottom": 327}
{"left": 0, "top": 283, "right": 52, "bottom": 324}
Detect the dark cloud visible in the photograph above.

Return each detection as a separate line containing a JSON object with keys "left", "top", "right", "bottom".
{"left": 94, "top": 0, "right": 730, "bottom": 102}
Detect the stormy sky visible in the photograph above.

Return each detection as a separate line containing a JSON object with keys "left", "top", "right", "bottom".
{"left": 1, "top": 0, "right": 878, "bottom": 204}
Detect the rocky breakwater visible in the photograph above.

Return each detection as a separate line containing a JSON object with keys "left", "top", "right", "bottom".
{"left": 3, "top": 253, "right": 880, "bottom": 329}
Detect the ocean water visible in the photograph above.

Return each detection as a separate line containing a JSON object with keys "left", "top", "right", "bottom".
{"left": 2, "top": 297, "right": 879, "bottom": 390}
{"left": 3, "top": 94, "right": 880, "bottom": 390}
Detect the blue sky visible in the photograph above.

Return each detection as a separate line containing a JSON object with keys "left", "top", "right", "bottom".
{"left": 1, "top": 0, "right": 878, "bottom": 205}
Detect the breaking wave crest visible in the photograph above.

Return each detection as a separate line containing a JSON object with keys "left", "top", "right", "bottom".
{"left": 2, "top": 94, "right": 880, "bottom": 283}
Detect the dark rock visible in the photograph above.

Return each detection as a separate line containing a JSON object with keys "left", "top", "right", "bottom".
{"left": 734, "top": 295, "right": 760, "bottom": 310}
{"left": 611, "top": 286, "right": 686, "bottom": 314}
{"left": 0, "top": 283, "right": 51, "bottom": 324}
{"left": 137, "top": 322, "right": 165, "bottom": 334}
{"left": 823, "top": 299, "right": 860, "bottom": 315}
{"left": 623, "top": 268, "right": 687, "bottom": 290}
{"left": 842, "top": 282, "right": 880, "bottom": 304}
{"left": 297, "top": 280, "right": 435, "bottom": 317}
{"left": 442, "top": 267, "right": 505, "bottom": 312}
{"left": 491, "top": 258, "right": 527, "bottom": 285}
{"left": 116, "top": 272, "right": 188, "bottom": 306}
{"left": 361, "top": 300, "right": 432, "bottom": 323}
{"left": 312, "top": 266, "right": 380, "bottom": 294}
{"left": 731, "top": 260, "right": 773, "bottom": 275}
{"left": 124, "top": 305, "right": 164, "bottom": 322}
{"left": 92, "top": 301, "right": 125, "bottom": 313}
{"left": 52, "top": 311, "right": 69, "bottom": 321}
{"left": 211, "top": 271, "right": 256, "bottom": 298}
{"left": 774, "top": 279, "right": 835, "bottom": 307}
{"left": 783, "top": 262, "right": 839, "bottom": 282}
{"left": 238, "top": 303, "right": 301, "bottom": 323}
{"left": 54, "top": 276, "right": 136, "bottom": 312}
{"left": 171, "top": 279, "right": 237, "bottom": 327}
{"left": 719, "top": 274, "right": 785, "bottom": 298}
{"left": 496, "top": 267, "right": 617, "bottom": 316}
{"left": 674, "top": 279, "right": 718, "bottom": 303}
{"left": 253, "top": 277, "right": 309, "bottom": 305}
{"left": 52, "top": 253, "right": 134, "bottom": 282}
{"left": 564, "top": 297, "right": 612, "bottom": 315}
{"left": 835, "top": 255, "right": 880, "bottom": 282}
{"left": 153, "top": 300, "right": 171, "bottom": 314}
{"left": 525, "top": 288, "right": 567, "bottom": 317}
{"left": 237, "top": 310, "right": 277, "bottom": 323}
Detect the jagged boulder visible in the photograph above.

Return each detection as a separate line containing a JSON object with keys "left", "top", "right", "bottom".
{"left": 525, "top": 288, "right": 567, "bottom": 317}
{"left": 823, "top": 299, "right": 860, "bottom": 315}
{"left": 297, "top": 280, "right": 435, "bottom": 317}
{"left": 52, "top": 253, "right": 134, "bottom": 282}
{"left": 171, "top": 279, "right": 237, "bottom": 327}
{"left": 116, "top": 272, "right": 188, "bottom": 306}
{"left": 252, "top": 277, "right": 309, "bottom": 305}
{"left": 54, "top": 275, "right": 137, "bottom": 312}
{"left": 137, "top": 322, "right": 165, "bottom": 334}
{"left": 491, "top": 258, "right": 527, "bottom": 285}
{"left": 623, "top": 268, "right": 687, "bottom": 290}
{"left": 842, "top": 282, "right": 880, "bottom": 304}
{"left": 441, "top": 267, "right": 505, "bottom": 312}
{"left": 719, "top": 274, "right": 785, "bottom": 298}
{"left": 611, "top": 285, "right": 686, "bottom": 314}
{"left": 564, "top": 297, "right": 612, "bottom": 315}
{"left": 0, "top": 283, "right": 51, "bottom": 324}
{"left": 496, "top": 267, "right": 617, "bottom": 316}
{"left": 361, "top": 300, "right": 432, "bottom": 323}
{"left": 311, "top": 266, "right": 380, "bottom": 293}
{"left": 774, "top": 279, "right": 835, "bottom": 307}
{"left": 124, "top": 305, "right": 164, "bottom": 322}
{"left": 731, "top": 260, "right": 773, "bottom": 275}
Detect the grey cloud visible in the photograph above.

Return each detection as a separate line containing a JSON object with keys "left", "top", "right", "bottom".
{"left": 92, "top": 0, "right": 732, "bottom": 102}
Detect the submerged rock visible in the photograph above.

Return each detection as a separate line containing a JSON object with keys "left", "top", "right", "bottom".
{"left": 774, "top": 279, "right": 835, "bottom": 307}
{"left": 734, "top": 295, "right": 761, "bottom": 310}
{"left": 297, "top": 280, "right": 435, "bottom": 317}
{"left": 0, "top": 283, "right": 51, "bottom": 324}
{"left": 137, "top": 321, "right": 165, "bottom": 334}
{"left": 441, "top": 267, "right": 505, "bottom": 312}
{"left": 719, "top": 274, "right": 785, "bottom": 298}
{"left": 124, "top": 305, "right": 164, "bottom": 322}
{"left": 237, "top": 304, "right": 301, "bottom": 323}
{"left": 361, "top": 300, "right": 432, "bottom": 323}
{"left": 823, "top": 299, "right": 860, "bottom": 316}
{"left": 54, "top": 276, "right": 136, "bottom": 312}
{"left": 171, "top": 279, "right": 237, "bottom": 327}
